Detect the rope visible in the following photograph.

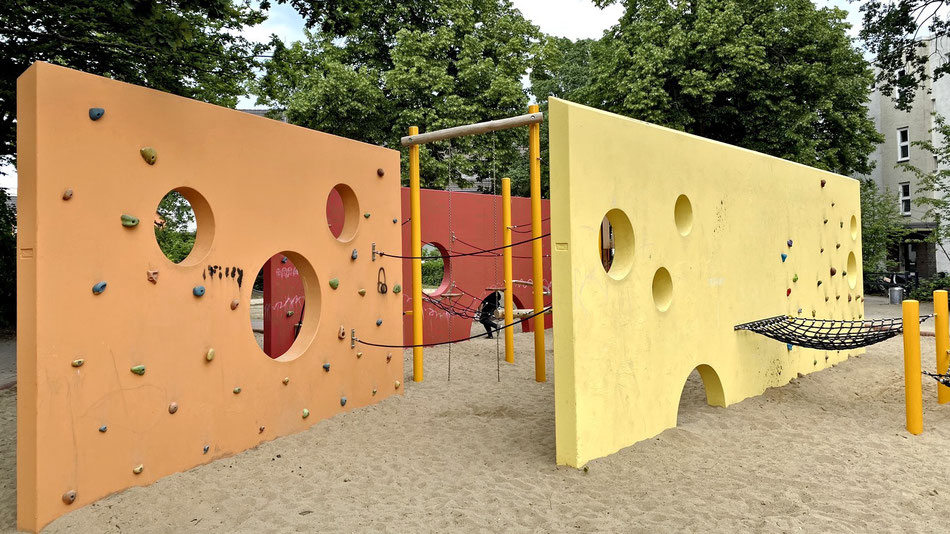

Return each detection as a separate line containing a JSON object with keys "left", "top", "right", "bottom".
{"left": 379, "top": 233, "right": 550, "bottom": 259}
{"left": 735, "top": 314, "right": 933, "bottom": 350}
{"left": 447, "top": 139, "right": 454, "bottom": 382}
{"left": 923, "top": 371, "right": 950, "bottom": 387}
{"left": 358, "top": 307, "right": 552, "bottom": 348}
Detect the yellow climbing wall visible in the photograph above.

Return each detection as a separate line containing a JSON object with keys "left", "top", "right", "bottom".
{"left": 17, "top": 63, "right": 404, "bottom": 532}
{"left": 549, "top": 98, "right": 865, "bottom": 468}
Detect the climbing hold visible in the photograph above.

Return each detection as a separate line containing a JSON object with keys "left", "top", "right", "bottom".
{"left": 230, "top": 299, "right": 240, "bottom": 310}
{"left": 786, "top": 344, "right": 793, "bottom": 351}
{"left": 832, "top": 202, "right": 836, "bottom": 207}
{"left": 140, "top": 147, "right": 157, "bottom": 165}
{"left": 386, "top": 352, "right": 392, "bottom": 363}
{"left": 206, "top": 348, "right": 215, "bottom": 362}
{"left": 92, "top": 281, "right": 107, "bottom": 295}
{"left": 120, "top": 214, "right": 139, "bottom": 227}
{"left": 88, "top": 108, "right": 105, "bottom": 121}
{"left": 792, "top": 274, "right": 799, "bottom": 283}
{"left": 820, "top": 179, "right": 826, "bottom": 188}
{"left": 842, "top": 271, "right": 847, "bottom": 276}
{"left": 329, "top": 278, "right": 339, "bottom": 290}
{"left": 392, "top": 284, "right": 402, "bottom": 294}
{"left": 130, "top": 365, "right": 145, "bottom": 375}
{"left": 393, "top": 218, "right": 398, "bottom": 224}
{"left": 372, "top": 388, "right": 377, "bottom": 396}
{"left": 323, "top": 363, "right": 331, "bottom": 372}
{"left": 836, "top": 243, "right": 841, "bottom": 249}
{"left": 825, "top": 296, "right": 829, "bottom": 302}
{"left": 377, "top": 168, "right": 385, "bottom": 177}
{"left": 168, "top": 402, "right": 178, "bottom": 414}
{"left": 338, "top": 326, "right": 346, "bottom": 339}
{"left": 340, "top": 397, "right": 347, "bottom": 407}
{"left": 71, "top": 359, "right": 84, "bottom": 368}
{"left": 830, "top": 267, "right": 837, "bottom": 276}
{"left": 132, "top": 465, "right": 143, "bottom": 475}
{"left": 848, "top": 295, "right": 852, "bottom": 302}
{"left": 203, "top": 445, "right": 209, "bottom": 454}
{"left": 836, "top": 295, "right": 841, "bottom": 300}
{"left": 823, "top": 219, "right": 828, "bottom": 224}
{"left": 811, "top": 310, "right": 816, "bottom": 318}
{"left": 147, "top": 270, "right": 159, "bottom": 283}
{"left": 286, "top": 310, "right": 294, "bottom": 317}
{"left": 357, "top": 351, "right": 363, "bottom": 358}
{"left": 281, "top": 256, "right": 288, "bottom": 264}
{"left": 787, "top": 239, "right": 793, "bottom": 247}
{"left": 840, "top": 221, "right": 844, "bottom": 228}
{"left": 193, "top": 286, "right": 205, "bottom": 297}
{"left": 376, "top": 319, "right": 383, "bottom": 326}
{"left": 63, "top": 490, "right": 77, "bottom": 504}
{"left": 781, "top": 253, "right": 787, "bottom": 262}
{"left": 351, "top": 249, "right": 358, "bottom": 260}
{"left": 282, "top": 377, "right": 290, "bottom": 385}
{"left": 302, "top": 408, "right": 310, "bottom": 419}
{"left": 786, "top": 288, "right": 791, "bottom": 297}
{"left": 363, "top": 213, "right": 371, "bottom": 219}
{"left": 358, "top": 289, "right": 366, "bottom": 296}
{"left": 63, "top": 188, "right": 73, "bottom": 200}
{"left": 98, "top": 425, "right": 107, "bottom": 433}
{"left": 820, "top": 248, "right": 824, "bottom": 253}
{"left": 233, "top": 387, "right": 241, "bottom": 394}
{"left": 813, "top": 360, "right": 818, "bottom": 366}
{"left": 817, "top": 280, "right": 822, "bottom": 287}
{"left": 797, "top": 308, "right": 803, "bottom": 315}
{"left": 394, "top": 380, "right": 401, "bottom": 389}
{"left": 259, "top": 426, "right": 265, "bottom": 433}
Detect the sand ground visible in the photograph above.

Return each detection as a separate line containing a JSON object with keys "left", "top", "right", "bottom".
{"left": 1, "top": 297, "right": 949, "bottom": 532}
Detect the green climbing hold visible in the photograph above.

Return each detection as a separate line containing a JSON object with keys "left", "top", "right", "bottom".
{"left": 120, "top": 214, "right": 139, "bottom": 227}
{"left": 233, "top": 387, "right": 241, "bottom": 394}
{"left": 329, "top": 278, "right": 339, "bottom": 290}
{"left": 71, "top": 359, "right": 84, "bottom": 367}
{"left": 392, "top": 284, "right": 401, "bottom": 294}
{"left": 792, "top": 274, "right": 798, "bottom": 283}
{"left": 363, "top": 213, "right": 371, "bottom": 219}
{"left": 282, "top": 377, "right": 290, "bottom": 385}
{"left": 140, "top": 147, "right": 157, "bottom": 165}
{"left": 302, "top": 408, "right": 310, "bottom": 419}
{"left": 358, "top": 289, "right": 366, "bottom": 296}
{"left": 130, "top": 365, "right": 145, "bottom": 375}
{"left": 206, "top": 348, "right": 215, "bottom": 362}
{"left": 286, "top": 310, "right": 294, "bottom": 317}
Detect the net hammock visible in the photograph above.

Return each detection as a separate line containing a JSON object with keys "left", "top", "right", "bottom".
{"left": 734, "top": 315, "right": 932, "bottom": 350}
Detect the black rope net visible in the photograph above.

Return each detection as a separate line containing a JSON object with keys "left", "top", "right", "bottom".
{"left": 734, "top": 315, "right": 932, "bottom": 350}
{"left": 923, "top": 371, "right": 950, "bottom": 387}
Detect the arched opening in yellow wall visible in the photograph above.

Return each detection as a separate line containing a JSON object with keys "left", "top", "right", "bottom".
{"left": 676, "top": 364, "right": 726, "bottom": 425}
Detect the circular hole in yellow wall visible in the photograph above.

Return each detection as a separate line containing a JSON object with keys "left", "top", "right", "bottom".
{"left": 598, "top": 209, "right": 634, "bottom": 280}
{"left": 250, "top": 252, "right": 319, "bottom": 362}
{"left": 326, "top": 184, "right": 360, "bottom": 242}
{"left": 674, "top": 194, "right": 693, "bottom": 236}
{"left": 154, "top": 187, "right": 213, "bottom": 265}
{"left": 847, "top": 252, "right": 857, "bottom": 289}
{"left": 653, "top": 267, "right": 673, "bottom": 312}
{"left": 850, "top": 215, "right": 858, "bottom": 241}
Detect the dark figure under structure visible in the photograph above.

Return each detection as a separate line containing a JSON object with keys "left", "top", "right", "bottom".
{"left": 478, "top": 291, "right": 501, "bottom": 338}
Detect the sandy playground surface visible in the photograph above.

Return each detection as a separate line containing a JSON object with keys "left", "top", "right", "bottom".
{"left": 0, "top": 296, "right": 948, "bottom": 532}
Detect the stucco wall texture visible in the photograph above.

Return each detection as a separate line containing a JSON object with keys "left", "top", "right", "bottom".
{"left": 549, "top": 99, "right": 865, "bottom": 468}
{"left": 16, "top": 63, "right": 403, "bottom": 532}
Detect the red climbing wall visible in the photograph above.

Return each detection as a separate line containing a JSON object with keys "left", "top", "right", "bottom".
{"left": 263, "top": 255, "right": 306, "bottom": 358}
{"left": 399, "top": 188, "right": 553, "bottom": 345}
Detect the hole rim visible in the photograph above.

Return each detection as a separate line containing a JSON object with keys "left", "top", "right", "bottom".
{"left": 153, "top": 187, "right": 214, "bottom": 267}
{"left": 847, "top": 252, "right": 857, "bottom": 289}
{"left": 421, "top": 242, "right": 451, "bottom": 297}
{"left": 652, "top": 267, "right": 673, "bottom": 312}
{"left": 600, "top": 209, "right": 635, "bottom": 280}
{"left": 674, "top": 194, "right": 693, "bottom": 236}
{"left": 850, "top": 215, "right": 858, "bottom": 241}
{"left": 326, "top": 184, "right": 360, "bottom": 243}
{"left": 251, "top": 251, "right": 321, "bottom": 363}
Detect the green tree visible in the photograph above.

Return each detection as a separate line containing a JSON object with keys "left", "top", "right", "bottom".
{"left": 0, "top": 189, "right": 15, "bottom": 330}
{"left": 1, "top": 0, "right": 268, "bottom": 167}
{"left": 556, "top": 0, "right": 882, "bottom": 176}
{"left": 899, "top": 114, "right": 950, "bottom": 265}
{"left": 255, "top": 0, "right": 541, "bottom": 192}
{"left": 154, "top": 191, "right": 196, "bottom": 264}
{"left": 859, "top": 0, "right": 950, "bottom": 111}
{"left": 859, "top": 179, "right": 906, "bottom": 272}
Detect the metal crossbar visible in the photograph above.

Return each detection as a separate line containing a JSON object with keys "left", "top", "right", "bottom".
{"left": 734, "top": 315, "right": 932, "bottom": 350}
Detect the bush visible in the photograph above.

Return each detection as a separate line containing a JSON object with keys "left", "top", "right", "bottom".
{"left": 909, "top": 275, "right": 950, "bottom": 301}
{"left": 421, "top": 259, "right": 444, "bottom": 288}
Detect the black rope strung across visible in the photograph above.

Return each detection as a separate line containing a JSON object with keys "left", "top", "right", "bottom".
{"left": 358, "top": 307, "right": 552, "bottom": 348}
{"left": 923, "top": 371, "right": 950, "bottom": 387}
{"left": 734, "top": 314, "right": 933, "bottom": 350}
{"left": 379, "top": 233, "right": 550, "bottom": 260}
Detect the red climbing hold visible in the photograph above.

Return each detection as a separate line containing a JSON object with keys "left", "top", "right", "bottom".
{"left": 787, "top": 288, "right": 792, "bottom": 297}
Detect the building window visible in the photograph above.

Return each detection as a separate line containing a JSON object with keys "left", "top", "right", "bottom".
{"left": 898, "top": 127, "right": 910, "bottom": 161}
{"left": 900, "top": 182, "right": 911, "bottom": 215}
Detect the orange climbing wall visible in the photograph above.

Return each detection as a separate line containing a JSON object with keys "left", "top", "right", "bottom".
{"left": 16, "top": 62, "right": 404, "bottom": 532}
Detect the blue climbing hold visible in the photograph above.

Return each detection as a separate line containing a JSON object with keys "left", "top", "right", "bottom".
{"left": 92, "top": 281, "right": 107, "bottom": 295}
{"left": 98, "top": 425, "right": 107, "bottom": 433}
{"left": 88, "top": 108, "right": 105, "bottom": 121}
{"left": 781, "top": 253, "right": 787, "bottom": 262}
{"left": 281, "top": 256, "right": 288, "bottom": 264}
{"left": 193, "top": 286, "right": 205, "bottom": 297}
{"left": 787, "top": 343, "right": 793, "bottom": 351}
{"left": 351, "top": 249, "right": 358, "bottom": 260}
{"left": 787, "top": 239, "right": 793, "bottom": 247}
{"left": 376, "top": 319, "right": 383, "bottom": 326}
{"left": 340, "top": 396, "right": 347, "bottom": 407}
{"left": 323, "top": 363, "right": 330, "bottom": 372}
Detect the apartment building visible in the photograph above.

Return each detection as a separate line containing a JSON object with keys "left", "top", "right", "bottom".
{"left": 857, "top": 37, "right": 950, "bottom": 277}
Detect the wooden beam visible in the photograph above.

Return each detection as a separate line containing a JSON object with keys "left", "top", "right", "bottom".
{"left": 400, "top": 113, "right": 544, "bottom": 146}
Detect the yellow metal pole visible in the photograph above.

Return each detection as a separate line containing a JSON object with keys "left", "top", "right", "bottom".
{"left": 935, "top": 290, "right": 950, "bottom": 404}
{"left": 529, "top": 104, "right": 546, "bottom": 382}
{"left": 902, "top": 299, "right": 923, "bottom": 435}
{"left": 409, "top": 126, "right": 423, "bottom": 382}
{"left": 502, "top": 178, "right": 514, "bottom": 364}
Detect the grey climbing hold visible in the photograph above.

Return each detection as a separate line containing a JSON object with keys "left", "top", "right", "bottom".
{"left": 393, "top": 218, "right": 398, "bottom": 224}
{"left": 63, "top": 490, "right": 77, "bottom": 504}
{"left": 121, "top": 214, "right": 139, "bottom": 227}
{"left": 130, "top": 365, "right": 145, "bottom": 375}
{"left": 392, "top": 284, "right": 402, "bottom": 294}
{"left": 99, "top": 425, "right": 107, "bottom": 433}
{"left": 340, "top": 397, "right": 347, "bottom": 407}
{"left": 88, "top": 108, "right": 105, "bottom": 121}
{"left": 193, "top": 286, "right": 205, "bottom": 297}
{"left": 329, "top": 278, "right": 339, "bottom": 290}
{"left": 168, "top": 402, "right": 178, "bottom": 414}
{"left": 140, "top": 147, "right": 157, "bottom": 165}
{"left": 63, "top": 189, "right": 73, "bottom": 200}
{"left": 132, "top": 465, "right": 143, "bottom": 474}
{"left": 302, "top": 408, "right": 310, "bottom": 419}
{"left": 203, "top": 445, "right": 209, "bottom": 454}
{"left": 71, "top": 359, "right": 84, "bottom": 367}
{"left": 92, "top": 281, "right": 107, "bottom": 295}
{"left": 233, "top": 387, "right": 241, "bottom": 394}
{"left": 323, "top": 363, "right": 330, "bottom": 372}
{"left": 351, "top": 249, "right": 358, "bottom": 260}
{"left": 376, "top": 319, "right": 383, "bottom": 326}
{"left": 206, "top": 348, "right": 215, "bottom": 362}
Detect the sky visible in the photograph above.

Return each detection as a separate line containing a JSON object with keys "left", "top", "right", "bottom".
{"left": 0, "top": 0, "right": 864, "bottom": 192}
